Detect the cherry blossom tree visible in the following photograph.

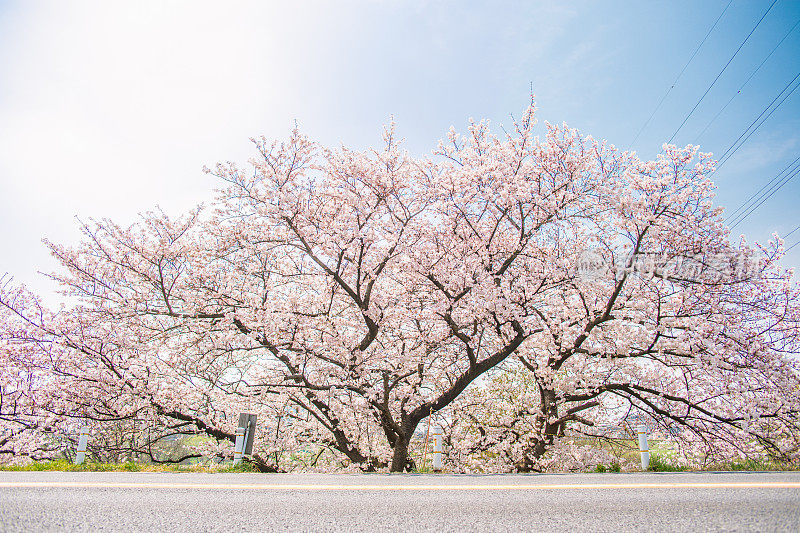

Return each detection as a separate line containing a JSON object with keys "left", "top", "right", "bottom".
{"left": 2, "top": 99, "right": 799, "bottom": 471}
{"left": 445, "top": 143, "right": 800, "bottom": 471}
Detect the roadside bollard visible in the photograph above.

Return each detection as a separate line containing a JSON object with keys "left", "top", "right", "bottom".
{"left": 233, "top": 427, "right": 246, "bottom": 466}
{"left": 432, "top": 425, "right": 443, "bottom": 472}
{"left": 637, "top": 424, "right": 650, "bottom": 470}
{"left": 74, "top": 426, "right": 89, "bottom": 465}
{"left": 232, "top": 413, "right": 257, "bottom": 466}
{"left": 239, "top": 413, "right": 257, "bottom": 456}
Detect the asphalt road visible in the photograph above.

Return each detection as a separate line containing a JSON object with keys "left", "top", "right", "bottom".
{"left": 1, "top": 471, "right": 799, "bottom": 532}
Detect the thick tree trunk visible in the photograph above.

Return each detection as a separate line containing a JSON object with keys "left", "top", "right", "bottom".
{"left": 514, "top": 439, "right": 549, "bottom": 472}
{"left": 245, "top": 453, "right": 282, "bottom": 473}
{"left": 390, "top": 435, "right": 411, "bottom": 472}
{"left": 515, "top": 386, "right": 559, "bottom": 472}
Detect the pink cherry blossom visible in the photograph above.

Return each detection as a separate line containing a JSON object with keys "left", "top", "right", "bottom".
{"left": 2, "top": 98, "right": 799, "bottom": 472}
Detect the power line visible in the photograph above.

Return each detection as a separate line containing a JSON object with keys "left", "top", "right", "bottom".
{"left": 727, "top": 159, "right": 800, "bottom": 228}
{"left": 694, "top": 17, "right": 800, "bottom": 143}
{"left": 724, "top": 155, "right": 800, "bottom": 223}
{"left": 779, "top": 224, "right": 800, "bottom": 253}
{"left": 783, "top": 223, "right": 800, "bottom": 240}
{"left": 728, "top": 162, "right": 800, "bottom": 230}
{"left": 729, "top": 169, "right": 800, "bottom": 230}
{"left": 715, "top": 71, "right": 800, "bottom": 172}
{"left": 626, "top": 0, "right": 733, "bottom": 151}
{"left": 668, "top": 0, "right": 778, "bottom": 145}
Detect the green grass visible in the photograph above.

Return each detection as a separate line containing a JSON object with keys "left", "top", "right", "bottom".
{"left": 593, "top": 462, "right": 621, "bottom": 473}
{"left": 726, "top": 459, "right": 773, "bottom": 471}
{"left": 594, "top": 453, "right": 800, "bottom": 474}
{"left": 0, "top": 459, "right": 259, "bottom": 473}
{"left": 0, "top": 460, "right": 112, "bottom": 472}
{"left": 647, "top": 453, "right": 687, "bottom": 472}
{"left": 4, "top": 448, "right": 798, "bottom": 474}
{"left": 710, "top": 458, "right": 800, "bottom": 472}
{"left": 219, "top": 462, "right": 259, "bottom": 473}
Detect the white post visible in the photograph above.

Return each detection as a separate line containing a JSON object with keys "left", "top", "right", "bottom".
{"left": 432, "top": 425, "right": 443, "bottom": 472}
{"left": 74, "top": 426, "right": 89, "bottom": 465}
{"left": 233, "top": 427, "right": 245, "bottom": 466}
{"left": 637, "top": 424, "right": 650, "bottom": 470}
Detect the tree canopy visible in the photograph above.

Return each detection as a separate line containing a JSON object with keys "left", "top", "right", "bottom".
{"left": 2, "top": 101, "right": 799, "bottom": 471}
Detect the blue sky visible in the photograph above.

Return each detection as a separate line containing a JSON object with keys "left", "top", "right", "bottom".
{"left": 1, "top": 1, "right": 799, "bottom": 298}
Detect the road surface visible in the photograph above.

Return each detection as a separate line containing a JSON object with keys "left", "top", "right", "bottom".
{"left": 1, "top": 471, "right": 799, "bottom": 531}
